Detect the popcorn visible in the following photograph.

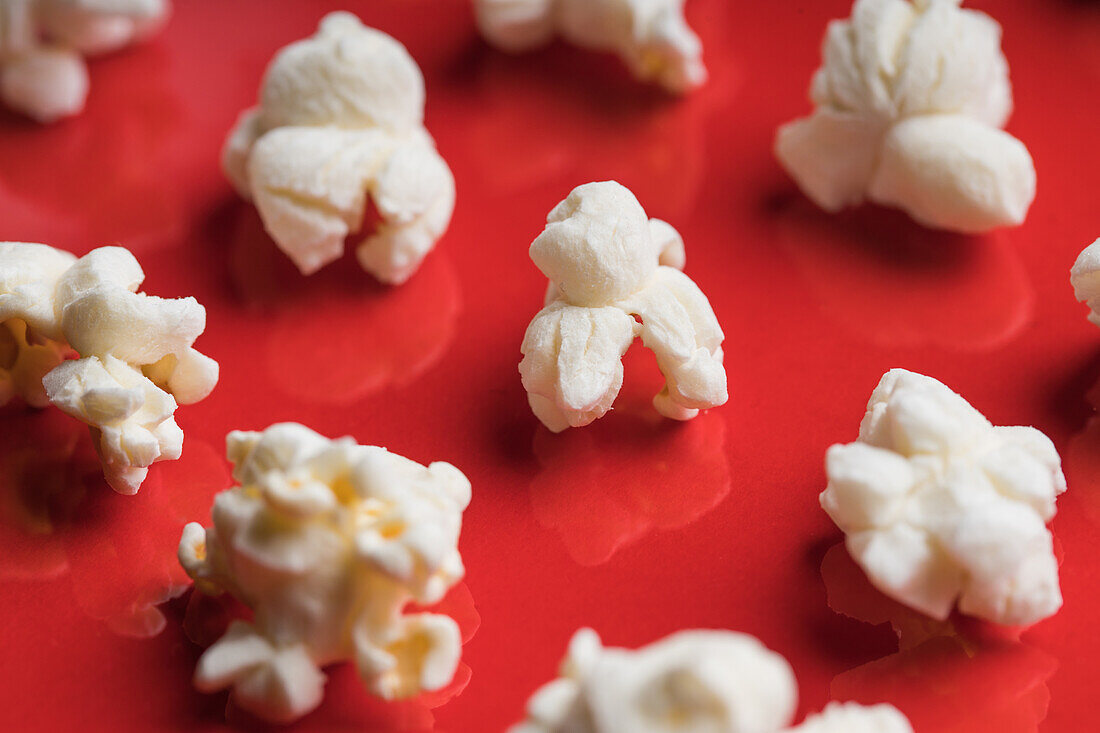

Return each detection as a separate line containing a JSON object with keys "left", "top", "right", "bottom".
{"left": 223, "top": 12, "right": 455, "bottom": 284}
{"left": 1071, "top": 238, "right": 1100, "bottom": 327}
{"left": 0, "top": 0, "right": 170, "bottom": 122}
{"left": 821, "top": 369, "right": 1065, "bottom": 626}
{"left": 474, "top": 0, "right": 706, "bottom": 93}
{"left": 511, "top": 628, "right": 912, "bottom": 733}
{"left": 179, "top": 423, "right": 472, "bottom": 723}
{"left": 520, "top": 181, "right": 726, "bottom": 431}
{"left": 0, "top": 242, "right": 218, "bottom": 494}
{"left": 775, "top": 0, "right": 1035, "bottom": 233}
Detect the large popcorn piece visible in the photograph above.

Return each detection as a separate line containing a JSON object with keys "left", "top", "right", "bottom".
{"left": 0, "top": 242, "right": 218, "bottom": 494}
{"left": 475, "top": 0, "right": 705, "bottom": 93}
{"left": 511, "top": 628, "right": 912, "bottom": 733}
{"left": 179, "top": 423, "right": 472, "bottom": 724}
{"left": 222, "top": 12, "right": 455, "bottom": 284}
{"left": 821, "top": 369, "right": 1065, "bottom": 626}
{"left": 0, "top": 0, "right": 170, "bottom": 122}
{"left": 520, "top": 181, "right": 726, "bottom": 432}
{"left": 1070, "top": 238, "right": 1100, "bottom": 327}
{"left": 775, "top": 0, "right": 1035, "bottom": 233}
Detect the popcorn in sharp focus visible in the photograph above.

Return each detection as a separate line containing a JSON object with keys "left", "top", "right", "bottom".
{"left": 179, "top": 423, "right": 472, "bottom": 724}
{"left": 821, "top": 369, "right": 1065, "bottom": 627}
{"left": 1070, "top": 238, "right": 1100, "bottom": 327}
{"left": 474, "top": 0, "right": 706, "bottom": 93}
{"left": 222, "top": 12, "right": 455, "bottom": 284}
{"left": 510, "top": 628, "right": 912, "bottom": 733}
{"left": 775, "top": 0, "right": 1035, "bottom": 233}
{"left": 0, "top": 0, "right": 170, "bottom": 122}
{"left": 0, "top": 242, "right": 218, "bottom": 494}
{"left": 519, "top": 181, "right": 726, "bottom": 432}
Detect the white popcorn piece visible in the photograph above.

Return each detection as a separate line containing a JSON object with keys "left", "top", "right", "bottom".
{"left": 223, "top": 12, "right": 455, "bottom": 284}
{"left": 821, "top": 369, "right": 1065, "bottom": 626}
{"left": 775, "top": 0, "right": 1035, "bottom": 233}
{"left": 179, "top": 423, "right": 472, "bottom": 724}
{"left": 0, "top": 0, "right": 169, "bottom": 122}
{"left": 511, "top": 628, "right": 911, "bottom": 733}
{"left": 474, "top": 0, "right": 706, "bottom": 93}
{"left": 1070, "top": 238, "right": 1100, "bottom": 327}
{"left": 520, "top": 181, "right": 726, "bottom": 432}
{"left": 0, "top": 242, "right": 218, "bottom": 494}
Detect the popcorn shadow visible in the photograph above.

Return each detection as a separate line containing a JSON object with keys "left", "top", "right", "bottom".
{"left": 764, "top": 192, "right": 1034, "bottom": 352}
{"left": 820, "top": 543, "right": 1058, "bottom": 732}
{"left": 215, "top": 204, "right": 462, "bottom": 405}
{"left": 0, "top": 44, "right": 183, "bottom": 243}
{"left": 1059, "top": 366, "right": 1100, "bottom": 528}
{"left": 0, "top": 405, "right": 229, "bottom": 638}
{"left": 440, "top": 35, "right": 737, "bottom": 217}
{"left": 527, "top": 352, "right": 731, "bottom": 565}
{"left": 174, "top": 583, "right": 480, "bottom": 731}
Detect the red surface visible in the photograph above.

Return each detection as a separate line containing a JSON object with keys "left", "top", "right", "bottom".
{"left": 0, "top": 1, "right": 1098, "bottom": 731}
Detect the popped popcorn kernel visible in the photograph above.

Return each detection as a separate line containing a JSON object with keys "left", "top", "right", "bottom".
{"left": 180, "top": 423, "right": 471, "bottom": 723}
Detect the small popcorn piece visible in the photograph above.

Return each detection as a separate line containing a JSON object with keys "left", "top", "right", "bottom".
{"left": 510, "top": 628, "right": 911, "bottom": 733}
{"left": 474, "top": 0, "right": 706, "bottom": 93}
{"left": 775, "top": 0, "right": 1035, "bottom": 233}
{"left": 0, "top": 0, "right": 170, "bottom": 122}
{"left": 520, "top": 181, "right": 726, "bottom": 431}
{"left": 1070, "top": 238, "right": 1100, "bottom": 327}
{"left": 821, "top": 369, "right": 1065, "bottom": 626}
{"left": 222, "top": 12, "right": 455, "bottom": 284}
{"left": 0, "top": 242, "right": 218, "bottom": 494}
{"left": 179, "top": 423, "right": 472, "bottom": 723}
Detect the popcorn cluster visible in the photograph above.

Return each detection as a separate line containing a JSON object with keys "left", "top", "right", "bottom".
{"left": 511, "top": 628, "right": 912, "bottom": 733}
{"left": 821, "top": 369, "right": 1065, "bottom": 626}
{"left": 0, "top": 0, "right": 170, "bottom": 122}
{"left": 520, "top": 181, "right": 726, "bottom": 432}
{"left": 223, "top": 12, "right": 455, "bottom": 284}
{"left": 1070, "top": 239, "right": 1100, "bottom": 327}
{"left": 475, "top": 0, "right": 705, "bottom": 93}
{"left": 0, "top": 242, "right": 218, "bottom": 494}
{"left": 775, "top": 0, "right": 1035, "bottom": 233}
{"left": 179, "top": 423, "right": 472, "bottom": 723}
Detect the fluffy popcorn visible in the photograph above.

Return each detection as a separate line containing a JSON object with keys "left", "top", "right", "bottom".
{"left": 223, "top": 12, "right": 455, "bottom": 284}
{"left": 520, "top": 181, "right": 726, "bottom": 432}
{"left": 179, "top": 423, "right": 471, "bottom": 723}
{"left": 0, "top": 242, "right": 218, "bottom": 494}
{"left": 0, "top": 0, "right": 169, "bottom": 122}
{"left": 775, "top": 0, "right": 1035, "bottom": 233}
{"left": 474, "top": 0, "right": 706, "bottom": 93}
{"left": 1070, "top": 238, "right": 1100, "bottom": 327}
{"left": 821, "top": 369, "right": 1065, "bottom": 626}
{"left": 511, "top": 628, "right": 911, "bottom": 733}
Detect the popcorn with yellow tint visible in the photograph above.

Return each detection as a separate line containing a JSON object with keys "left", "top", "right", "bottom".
{"left": 179, "top": 423, "right": 472, "bottom": 723}
{"left": 0, "top": 242, "right": 217, "bottom": 494}
{"left": 475, "top": 0, "right": 705, "bottom": 93}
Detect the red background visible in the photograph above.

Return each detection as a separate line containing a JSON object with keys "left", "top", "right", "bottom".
{"left": 1, "top": 1, "right": 1098, "bottom": 730}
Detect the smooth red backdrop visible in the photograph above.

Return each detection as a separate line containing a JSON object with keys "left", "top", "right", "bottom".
{"left": 0, "top": 1, "right": 1098, "bottom": 731}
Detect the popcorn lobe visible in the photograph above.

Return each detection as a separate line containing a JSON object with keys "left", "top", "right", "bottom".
{"left": 179, "top": 423, "right": 471, "bottom": 723}
{"left": 821, "top": 369, "right": 1065, "bottom": 626}
{"left": 775, "top": 0, "right": 1034, "bottom": 233}
{"left": 223, "top": 12, "right": 454, "bottom": 284}
{"left": 1071, "top": 238, "right": 1100, "bottom": 328}
{"left": 520, "top": 181, "right": 726, "bottom": 431}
